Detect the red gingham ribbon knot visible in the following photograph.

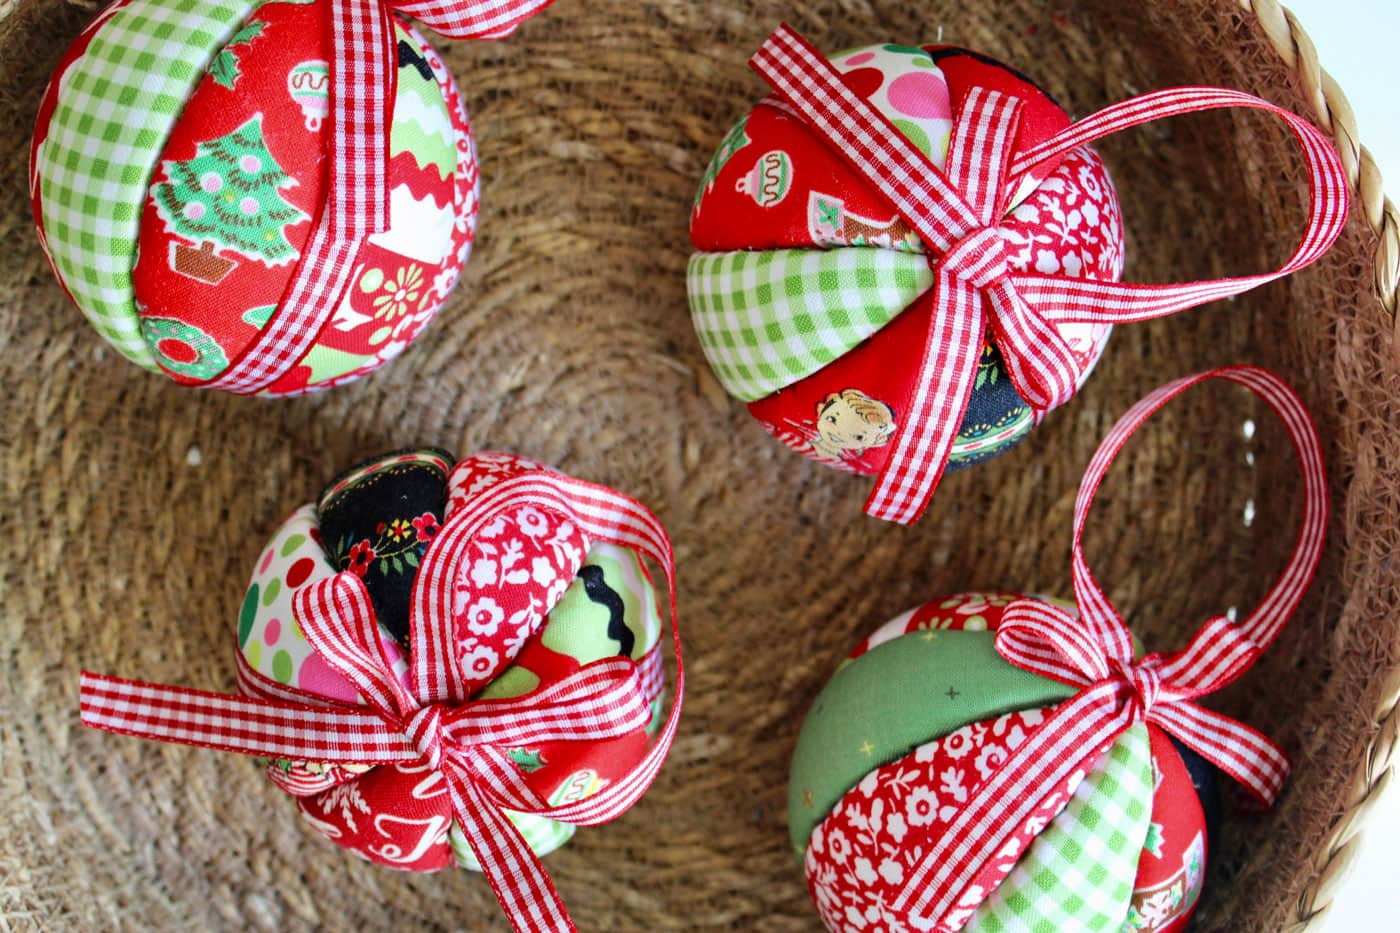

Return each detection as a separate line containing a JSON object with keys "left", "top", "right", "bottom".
{"left": 406, "top": 704, "right": 447, "bottom": 769}
{"left": 204, "top": 0, "right": 555, "bottom": 394}
{"left": 750, "top": 25, "right": 1349, "bottom": 524}
{"left": 888, "top": 366, "right": 1328, "bottom": 928}
{"left": 81, "top": 467, "right": 685, "bottom": 933}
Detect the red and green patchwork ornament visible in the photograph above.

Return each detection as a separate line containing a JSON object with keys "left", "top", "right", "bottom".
{"left": 688, "top": 43, "right": 1122, "bottom": 476}
{"left": 790, "top": 594, "right": 1216, "bottom": 932}
{"left": 238, "top": 449, "right": 668, "bottom": 869}
{"left": 30, "top": 0, "right": 477, "bottom": 395}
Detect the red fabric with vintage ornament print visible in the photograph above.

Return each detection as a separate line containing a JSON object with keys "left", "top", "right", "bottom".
{"left": 691, "top": 43, "right": 1072, "bottom": 250}
{"left": 132, "top": 0, "right": 475, "bottom": 394}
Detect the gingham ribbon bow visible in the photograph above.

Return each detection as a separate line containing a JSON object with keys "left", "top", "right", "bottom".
{"left": 204, "top": 0, "right": 554, "bottom": 393}
{"left": 81, "top": 468, "right": 684, "bottom": 933}
{"left": 751, "top": 25, "right": 1349, "bottom": 524}
{"left": 892, "top": 366, "right": 1328, "bottom": 927}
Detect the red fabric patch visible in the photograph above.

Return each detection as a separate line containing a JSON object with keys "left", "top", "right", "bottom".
{"left": 921, "top": 46, "right": 1073, "bottom": 193}
{"left": 449, "top": 502, "right": 589, "bottom": 694}
{"left": 297, "top": 760, "right": 455, "bottom": 871}
{"left": 1129, "top": 726, "right": 1210, "bottom": 932}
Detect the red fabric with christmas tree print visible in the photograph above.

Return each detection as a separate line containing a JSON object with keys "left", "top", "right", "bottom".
{"left": 132, "top": 0, "right": 475, "bottom": 394}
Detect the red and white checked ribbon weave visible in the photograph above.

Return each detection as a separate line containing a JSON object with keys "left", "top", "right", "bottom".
{"left": 202, "top": 0, "right": 554, "bottom": 394}
{"left": 81, "top": 466, "right": 684, "bottom": 933}
{"left": 750, "top": 24, "right": 1350, "bottom": 524}
{"left": 888, "top": 366, "right": 1327, "bottom": 928}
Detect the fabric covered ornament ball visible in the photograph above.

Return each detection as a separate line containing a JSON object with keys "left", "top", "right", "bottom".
{"left": 239, "top": 449, "right": 667, "bottom": 869}
{"left": 689, "top": 44, "right": 1123, "bottom": 474}
{"left": 30, "top": 0, "right": 477, "bottom": 395}
{"left": 789, "top": 593, "right": 1220, "bottom": 933}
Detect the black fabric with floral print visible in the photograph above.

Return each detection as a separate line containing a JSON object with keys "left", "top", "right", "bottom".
{"left": 317, "top": 448, "right": 453, "bottom": 648}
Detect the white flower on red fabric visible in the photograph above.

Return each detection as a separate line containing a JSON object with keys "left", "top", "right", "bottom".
{"left": 530, "top": 555, "right": 556, "bottom": 587}
{"left": 885, "top": 810, "right": 908, "bottom": 843}
{"left": 869, "top": 798, "right": 885, "bottom": 836}
{"left": 1077, "top": 159, "right": 1104, "bottom": 202}
{"left": 478, "top": 515, "right": 507, "bottom": 539}
{"left": 460, "top": 642, "right": 499, "bottom": 679}
{"left": 905, "top": 786, "right": 939, "bottom": 827}
{"left": 544, "top": 575, "right": 570, "bottom": 607}
{"left": 826, "top": 827, "right": 851, "bottom": 865}
{"left": 938, "top": 766, "right": 969, "bottom": 803}
{"left": 857, "top": 769, "right": 881, "bottom": 798}
{"left": 1034, "top": 249, "right": 1061, "bottom": 275}
{"left": 939, "top": 727, "right": 977, "bottom": 760}
{"left": 854, "top": 856, "right": 878, "bottom": 886}
{"left": 516, "top": 506, "right": 550, "bottom": 537}
{"left": 974, "top": 743, "right": 1009, "bottom": 780}
{"left": 877, "top": 858, "right": 904, "bottom": 886}
{"left": 842, "top": 905, "right": 869, "bottom": 930}
{"left": 1004, "top": 723, "right": 1028, "bottom": 751}
{"left": 809, "top": 822, "right": 825, "bottom": 855}
{"left": 462, "top": 596, "right": 504, "bottom": 637}
{"left": 469, "top": 557, "right": 498, "bottom": 588}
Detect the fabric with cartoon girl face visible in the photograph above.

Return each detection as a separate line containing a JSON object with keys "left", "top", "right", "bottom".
{"left": 31, "top": 0, "right": 476, "bottom": 394}
{"left": 789, "top": 593, "right": 1215, "bottom": 931}
{"left": 688, "top": 43, "right": 1123, "bottom": 476}
{"left": 236, "top": 450, "right": 666, "bottom": 871}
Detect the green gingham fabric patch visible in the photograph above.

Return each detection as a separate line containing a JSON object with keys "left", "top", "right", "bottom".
{"left": 450, "top": 812, "right": 575, "bottom": 870}
{"left": 968, "top": 723, "right": 1153, "bottom": 933}
{"left": 687, "top": 248, "right": 932, "bottom": 402}
{"left": 36, "top": 0, "right": 257, "bottom": 370}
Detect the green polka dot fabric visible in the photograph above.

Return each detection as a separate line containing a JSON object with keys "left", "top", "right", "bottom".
{"left": 686, "top": 248, "right": 932, "bottom": 401}
{"left": 33, "top": 0, "right": 257, "bottom": 370}
{"left": 968, "top": 724, "right": 1154, "bottom": 932}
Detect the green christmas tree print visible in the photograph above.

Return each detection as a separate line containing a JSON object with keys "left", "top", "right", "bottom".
{"left": 152, "top": 115, "right": 310, "bottom": 270}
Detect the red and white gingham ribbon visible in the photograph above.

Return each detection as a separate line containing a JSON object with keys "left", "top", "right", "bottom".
{"left": 81, "top": 465, "right": 684, "bottom": 933}
{"left": 751, "top": 25, "right": 1349, "bottom": 524}
{"left": 889, "top": 366, "right": 1327, "bottom": 928}
{"left": 202, "top": 0, "right": 554, "bottom": 394}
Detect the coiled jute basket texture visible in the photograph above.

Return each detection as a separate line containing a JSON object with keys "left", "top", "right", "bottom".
{"left": 2, "top": 0, "right": 1398, "bottom": 929}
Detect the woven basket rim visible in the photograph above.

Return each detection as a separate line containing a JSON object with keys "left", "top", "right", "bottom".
{"left": 1236, "top": 0, "right": 1400, "bottom": 928}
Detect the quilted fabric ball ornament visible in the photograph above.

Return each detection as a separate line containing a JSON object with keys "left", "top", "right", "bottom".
{"left": 82, "top": 450, "right": 684, "bottom": 932}
{"left": 30, "top": 0, "right": 551, "bottom": 395}
{"left": 689, "top": 26, "right": 1348, "bottom": 524}
{"left": 787, "top": 367, "right": 1327, "bottom": 932}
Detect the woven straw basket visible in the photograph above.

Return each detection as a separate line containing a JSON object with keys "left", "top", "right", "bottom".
{"left": 2, "top": 0, "right": 1398, "bottom": 929}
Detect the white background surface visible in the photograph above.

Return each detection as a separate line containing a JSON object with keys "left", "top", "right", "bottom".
{"left": 1265, "top": 1, "right": 1399, "bottom": 928}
